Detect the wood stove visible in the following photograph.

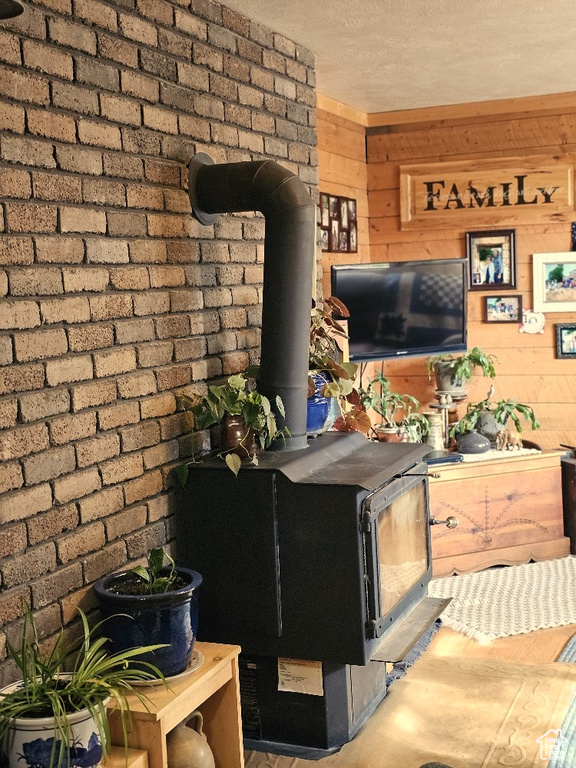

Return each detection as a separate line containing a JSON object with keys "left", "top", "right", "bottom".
{"left": 175, "top": 432, "right": 448, "bottom": 757}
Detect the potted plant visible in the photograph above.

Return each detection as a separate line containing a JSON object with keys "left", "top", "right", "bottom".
{"left": 176, "top": 373, "right": 288, "bottom": 475}
{"left": 0, "top": 607, "right": 166, "bottom": 768}
{"left": 426, "top": 346, "right": 497, "bottom": 396}
{"left": 307, "top": 297, "right": 371, "bottom": 435}
{"left": 93, "top": 548, "right": 203, "bottom": 679}
{"left": 453, "top": 388, "right": 540, "bottom": 447}
{"left": 359, "top": 372, "right": 429, "bottom": 443}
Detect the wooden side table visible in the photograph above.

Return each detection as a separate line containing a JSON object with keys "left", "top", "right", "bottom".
{"left": 108, "top": 642, "right": 244, "bottom": 768}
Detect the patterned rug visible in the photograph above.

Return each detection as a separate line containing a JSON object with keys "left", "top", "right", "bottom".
{"left": 549, "top": 634, "right": 576, "bottom": 768}
{"left": 428, "top": 556, "right": 576, "bottom": 642}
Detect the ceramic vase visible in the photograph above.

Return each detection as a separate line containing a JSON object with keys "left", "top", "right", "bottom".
{"left": 456, "top": 429, "right": 490, "bottom": 454}
{"left": 166, "top": 712, "right": 215, "bottom": 768}
{"left": 220, "top": 415, "right": 260, "bottom": 458}
{"left": 306, "top": 371, "right": 334, "bottom": 437}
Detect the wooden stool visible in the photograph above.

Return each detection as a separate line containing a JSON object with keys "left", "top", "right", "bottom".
{"left": 108, "top": 643, "right": 244, "bottom": 768}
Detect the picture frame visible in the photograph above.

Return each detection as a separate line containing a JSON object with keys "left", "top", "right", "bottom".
{"left": 556, "top": 323, "right": 576, "bottom": 358}
{"left": 319, "top": 192, "right": 358, "bottom": 254}
{"left": 466, "top": 229, "right": 516, "bottom": 290}
{"left": 484, "top": 294, "right": 523, "bottom": 323}
{"left": 532, "top": 252, "right": 576, "bottom": 313}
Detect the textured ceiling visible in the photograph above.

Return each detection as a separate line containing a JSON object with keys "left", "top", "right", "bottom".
{"left": 220, "top": 0, "right": 576, "bottom": 114}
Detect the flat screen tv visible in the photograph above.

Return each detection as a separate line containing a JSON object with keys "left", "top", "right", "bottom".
{"left": 331, "top": 258, "right": 467, "bottom": 363}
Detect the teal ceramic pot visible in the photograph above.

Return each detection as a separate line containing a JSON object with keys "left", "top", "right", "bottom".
{"left": 307, "top": 371, "right": 334, "bottom": 436}
{"left": 457, "top": 429, "right": 491, "bottom": 454}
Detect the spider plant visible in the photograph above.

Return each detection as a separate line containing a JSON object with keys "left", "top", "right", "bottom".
{"left": 0, "top": 607, "right": 167, "bottom": 768}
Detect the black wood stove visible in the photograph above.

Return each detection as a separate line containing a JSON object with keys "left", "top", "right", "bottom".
{"left": 178, "top": 154, "right": 449, "bottom": 758}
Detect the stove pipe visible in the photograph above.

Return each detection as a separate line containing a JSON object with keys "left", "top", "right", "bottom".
{"left": 188, "top": 153, "right": 316, "bottom": 451}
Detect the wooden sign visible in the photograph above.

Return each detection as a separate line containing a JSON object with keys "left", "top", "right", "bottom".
{"left": 399, "top": 155, "right": 574, "bottom": 230}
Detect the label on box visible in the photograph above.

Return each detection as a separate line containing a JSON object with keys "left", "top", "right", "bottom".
{"left": 277, "top": 658, "right": 324, "bottom": 696}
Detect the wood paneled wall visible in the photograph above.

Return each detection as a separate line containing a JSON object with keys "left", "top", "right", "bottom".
{"left": 318, "top": 93, "right": 576, "bottom": 449}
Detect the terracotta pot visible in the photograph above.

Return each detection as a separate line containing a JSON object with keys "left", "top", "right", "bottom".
{"left": 374, "top": 425, "right": 409, "bottom": 443}
{"left": 220, "top": 415, "right": 260, "bottom": 458}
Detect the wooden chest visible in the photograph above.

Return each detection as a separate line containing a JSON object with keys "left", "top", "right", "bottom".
{"left": 429, "top": 451, "right": 570, "bottom": 576}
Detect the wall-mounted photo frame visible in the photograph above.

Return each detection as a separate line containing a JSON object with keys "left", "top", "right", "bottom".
{"left": 484, "top": 294, "right": 523, "bottom": 323}
{"left": 466, "top": 229, "right": 516, "bottom": 290}
{"left": 319, "top": 193, "right": 358, "bottom": 253}
{"left": 533, "top": 252, "right": 576, "bottom": 313}
{"left": 556, "top": 323, "right": 576, "bottom": 358}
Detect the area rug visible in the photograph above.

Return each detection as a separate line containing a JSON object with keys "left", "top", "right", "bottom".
{"left": 244, "top": 654, "right": 576, "bottom": 767}
{"left": 548, "top": 635, "right": 576, "bottom": 768}
{"left": 428, "top": 556, "right": 576, "bottom": 642}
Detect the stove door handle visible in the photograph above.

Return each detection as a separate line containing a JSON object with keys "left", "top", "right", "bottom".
{"left": 429, "top": 515, "right": 458, "bottom": 529}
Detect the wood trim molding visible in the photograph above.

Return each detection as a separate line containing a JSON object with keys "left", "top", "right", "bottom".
{"left": 316, "top": 93, "right": 368, "bottom": 127}
{"left": 366, "top": 91, "right": 576, "bottom": 128}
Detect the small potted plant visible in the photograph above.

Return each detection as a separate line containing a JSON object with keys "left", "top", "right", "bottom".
{"left": 307, "top": 297, "right": 370, "bottom": 435}
{"left": 426, "top": 346, "right": 497, "bottom": 396}
{"left": 94, "top": 548, "right": 203, "bottom": 679}
{"left": 0, "top": 607, "right": 166, "bottom": 768}
{"left": 453, "top": 387, "right": 540, "bottom": 447}
{"left": 360, "top": 372, "right": 429, "bottom": 443}
{"left": 177, "top": 373, "right": 288, "bottom": 475}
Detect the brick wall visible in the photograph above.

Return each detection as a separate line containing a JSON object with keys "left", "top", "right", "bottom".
{"left": 0, "top": 0, "right": 317, "bottom": 678}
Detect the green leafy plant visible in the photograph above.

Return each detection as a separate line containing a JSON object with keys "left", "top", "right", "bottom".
{"left": 177, "top": 374, "right": 288, "bottom": 477}
{"left": 426, "top": 347, "right": 498, "bottom": 387}
{"left": 453, "top": 392, "right": 540, "bottom": 438}
{"left": 359, "top": 372, "right": 429, "bottom": 442}
{"left": 130, "top": 548, "right": 178, "bottom": 594}
{"left": 0, "top": 607, "right": 166, "bottom": 768}
{"left": 308, "top": 296, "right": 358, "bottom": 398}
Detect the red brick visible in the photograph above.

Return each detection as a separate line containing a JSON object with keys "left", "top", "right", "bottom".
{"left": 53, "top": 468, "right": 101, "bottom": 504}
{"left": 46, "top": 355, "right": 93, "bottom": 386}
{"left": 5, "top": 202, "right": 58, "bottom": 233}
{"left": 78, "top": 486, "right": 124, "bottom": 524}
{"left": 0, "top": 237, "right": 34, "bottom": 266}
{"left": 0, "top": 484, "right": 52, "bottom": 524}
{"left": 0, "top": 363, "right": 44, "bottom": 394}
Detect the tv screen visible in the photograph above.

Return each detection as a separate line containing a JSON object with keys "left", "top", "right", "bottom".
{"left": 331, "top": 258, "right": 467, "bottom": 363}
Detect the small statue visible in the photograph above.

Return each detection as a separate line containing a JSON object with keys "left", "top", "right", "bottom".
{"left": 496, "top": 428, "right": 523, "bottom": 451}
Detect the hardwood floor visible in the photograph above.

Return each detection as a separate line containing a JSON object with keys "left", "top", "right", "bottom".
{"left": 428, "top": 622, "right": 576, "bottom": 663}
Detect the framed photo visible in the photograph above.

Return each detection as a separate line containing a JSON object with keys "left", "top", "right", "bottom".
{"left": 556, "top": 323, "right": 576, "bottom": 358}
{"left": 484, "top": 294, "right": 523, "bottom": 323}
{"left": 533, "top": 252, "right": 576, "bottom": 312}
{"left": 466, "top": 229, "right": 516, "bottom": 290}
{"left": 319, "top": 192, "right": 358, "bottom": 253}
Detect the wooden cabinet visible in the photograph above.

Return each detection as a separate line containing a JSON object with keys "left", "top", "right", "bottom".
{"left": 108, "top": 642, "right": 244, "bottom": 768}
{"left": 429, "top": 451, "right": 570, "bottom": 576}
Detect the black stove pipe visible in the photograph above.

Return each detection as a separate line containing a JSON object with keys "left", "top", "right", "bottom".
{"left": 188, "top": 153, "right": 316, "bottom": 451}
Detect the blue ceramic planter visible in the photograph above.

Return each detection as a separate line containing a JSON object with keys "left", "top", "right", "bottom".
{"left": 94, "top": 567, "right": 202, "bottom": 678}
{"left": 307, "top": 371, "right": 335, "bottom": 436}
